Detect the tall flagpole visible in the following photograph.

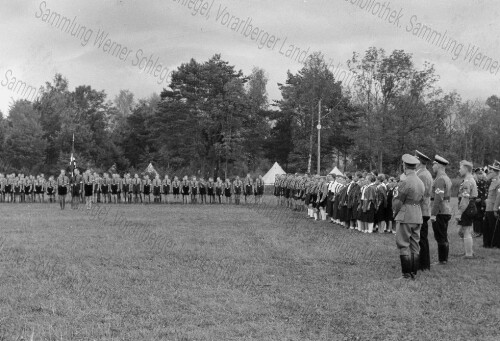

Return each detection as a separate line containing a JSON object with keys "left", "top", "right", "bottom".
{"left": 70, "top": 133, "right": 75, "bottom": 177}
{"left": 317, "top": 99, "right": 321, "bottom": 175}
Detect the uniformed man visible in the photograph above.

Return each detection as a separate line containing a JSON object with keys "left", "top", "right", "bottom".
{"left": 244, "top": 174, "right": 253, "bottom": 204}
{"left": 255, "top": 175, "right": 264, "bottom": 205}
{"left": 111, "top": 173, "right": 120, "bottom": 204}
{"left": 93, "top": 172, "right": 101, "bottom": 204}
{"left": 172, "top": 176, "right": 181, "bottom": 203}
{"left": 152, "top": 174, "right": 162, "bottom": 203}
{"left": 83, "top": 170, "right": 94, "bottom": 210}
{"left": 56, "top": 169, "right": 70, "bottom": 210}
{"left": 473, "top": 168, "right": 487, "bottom": 238}
{"left": 71, "top": 168, "right": 83, "bottom": 209}
{"left": 143, "top": 175, "right": 152, "bottom": 204}
{"left": 386, "top": 177, "right": 397, "bottom": 234}
{"left": 233, "top": 176, "right": 243, "bottom": 205}
{"left": 492, "top": 171, "right": 500, "bottom": 248}
{"left": 34, "top": 175, "right": 44, "bottom": 203}
{"left": 4, "top": 174, "right": 12, "bottom": 203}
{"left": 485, "top": 164, "right": 500, "bottom": 248}
{"left": 0, "top": 173, "right": 5, "bottom": 203}
{"left": 207, "top": 177, "right": 215, "bottom": 204}
{"left": 46, "top": 175, "right": 56, "bottom": 203}
{"left": 456, "top": 160, "right": 478, "bottom": 258}
{"left": 215, "top": 177, "right": 223, "bottom": 204}
{"left": 415, "top": 150, "right": 433, "bottom": 271}
{"left": 190, "top": 176, "right": 198, "bottom": 204}
{"left": 23, "top": 174, "right": 32, "bottom": 203}
{"left": 100, "top": 173, "right": 110, "bottom": 204}
{"left": 198, "top": 177, "right": 207, "bottom": 204}
{"left": 122, "top": 173, "right": 131, "bottom": 204}
{"left": 374, "top": 174, "right": 388, "bottom": 233}
{"left": 430, "top": 155, "right": 452, "bottom": 265}
{"left": 162, "top": 174, "right": 171, "bottom": 204}
{"left": 181, "top": 176, "right": 190, "bottom": 204}
{"left": 393, "top": 154, "right": 425, "bottom": 280}
{"left": 132, "top": 173, "right": 142, "bottom": 204}
{"left": 223, "top": 177, "right": 232, "bottom": 204}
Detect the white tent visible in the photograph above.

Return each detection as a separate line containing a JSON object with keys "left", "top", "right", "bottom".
{"left": 329, "top": 166, "right": 344, "bottom": 176}
{"left": 262, "top": 162, "right": 286, "bottom": 185}
{"left": 145, "top": 162, "right": 159, "bottom": 177}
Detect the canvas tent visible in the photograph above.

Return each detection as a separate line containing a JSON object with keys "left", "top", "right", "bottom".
{"left": 145, "top": 162, "right": 159, "bottom": 177}
{"left": 328, "top": 166, "right": 344, "bottom": 176}
{"left": 262, "top": 162, "right": 286, "bottom": 185}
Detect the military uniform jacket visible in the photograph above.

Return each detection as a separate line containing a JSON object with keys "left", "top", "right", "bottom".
{"left": 493, "top": 181, "right": 500, "bottom": 213}
{"left": 431, "top": 170, "right": 452, "bottom": 216}
{"left": 392, "top": 171, "right": 425, "bottom": 224}
{"left": 485, "top": 177, "right": 500, "bottom": 212}
{"left": 417, "top": 167, "right": 433, "bottom": 217}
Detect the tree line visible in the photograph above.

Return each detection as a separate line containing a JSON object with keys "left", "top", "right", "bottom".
{"left": 0, "top": 48, "right": 498, "bottom": 178}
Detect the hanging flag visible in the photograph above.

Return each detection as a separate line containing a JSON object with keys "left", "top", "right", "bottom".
{"left": 70, "top": 133, "right": 76, "bottom": 177}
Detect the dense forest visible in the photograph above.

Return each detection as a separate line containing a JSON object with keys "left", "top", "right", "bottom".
{"left": 1, "top": 48, "right": 499, "bottom": 178}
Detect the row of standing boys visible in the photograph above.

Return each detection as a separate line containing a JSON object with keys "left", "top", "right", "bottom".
{"left": 274, "top": 172, "right": 398, "bottom": 234}
{"left": 274, "top": 151, "right": 500, "bottom": 280}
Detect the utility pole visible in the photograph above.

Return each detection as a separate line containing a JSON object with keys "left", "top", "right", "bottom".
{"left": 317, "top": 99, "right": 321, "bottom": 175}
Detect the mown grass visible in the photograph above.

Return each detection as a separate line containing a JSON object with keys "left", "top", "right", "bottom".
{"left": 0, "top": 197, "right": 499, "bottom": 341}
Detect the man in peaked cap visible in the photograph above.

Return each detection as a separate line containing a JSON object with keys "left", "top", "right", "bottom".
{"left": 484, "top": 163, "right": 500, "bottom": 248}
{"left": 415, "top": 150, "right": 433, "bottom": 271}
{"left": 430, "top": 155, "right": 452, "bottom": 265}
{"left": 473, "top": 167, "right": 487, "bottom": 238}
{"left": 393, "top": 154, "right": 425, "bottom": 280}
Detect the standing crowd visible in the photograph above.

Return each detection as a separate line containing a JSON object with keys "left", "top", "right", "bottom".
{"left": 273, "top": 151, "right": 500, "bottom": 280}
{"left": 0, "top": 170, "right": 266, "bottom": 209}
{"left": 2, "top": 151, "right": 499, "bottom": 279}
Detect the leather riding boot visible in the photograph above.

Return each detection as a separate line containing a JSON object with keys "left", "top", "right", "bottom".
{"left": 399, "top": 255, "right": 412, "bottom": 279}
{"left": 411, "top": 253, "right": 419, "bottom": 280}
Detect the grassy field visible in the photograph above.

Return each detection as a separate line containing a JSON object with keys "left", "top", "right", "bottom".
{"left": 0, "top": 197, "right": 499, "bottom": 341}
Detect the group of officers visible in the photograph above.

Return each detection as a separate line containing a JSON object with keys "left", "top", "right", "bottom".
{"left": 0, "top": 169, "right": 266, "bottom": 210}
{"left": 273, "top": 151, "right": 500, "bottom": 280}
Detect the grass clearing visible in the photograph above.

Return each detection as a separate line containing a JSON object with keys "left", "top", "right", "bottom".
{"left": 0, "top": 198, "right": 499, "bottom": 340}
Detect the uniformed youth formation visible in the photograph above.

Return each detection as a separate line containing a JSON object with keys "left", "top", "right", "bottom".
{"left": 0, "top": 170, "right": 266, "bottom": 208}
{"left": 1, "top": 151, "right": 499, "bottom": 280}
{"left": 274, "top": 151, "right": 500, "bottom": 280}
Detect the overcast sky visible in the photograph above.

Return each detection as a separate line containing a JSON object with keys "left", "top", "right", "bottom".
{"left": 1, "top": 0, "right": 499, "bottom": 115}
